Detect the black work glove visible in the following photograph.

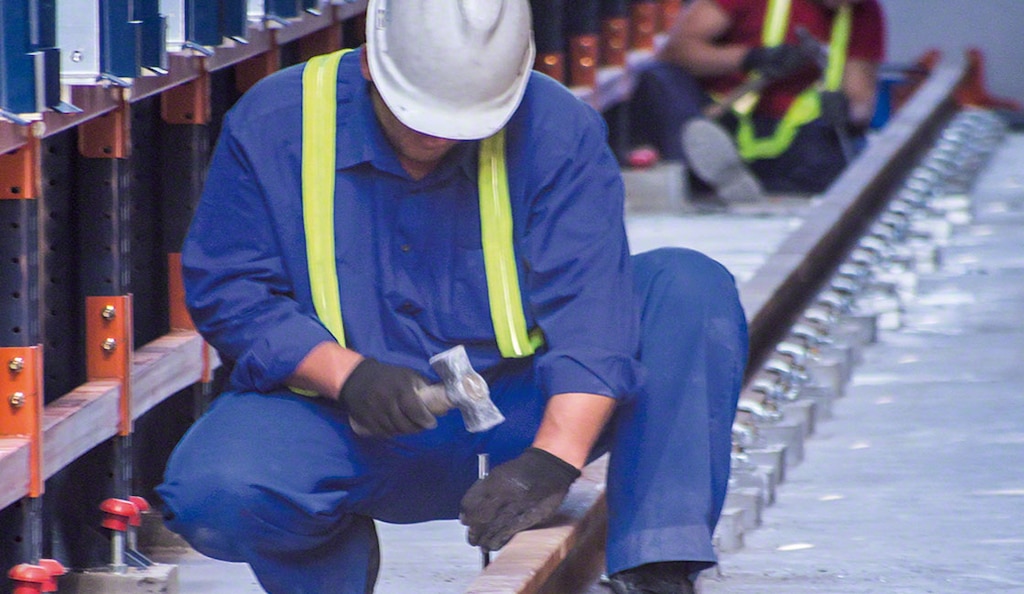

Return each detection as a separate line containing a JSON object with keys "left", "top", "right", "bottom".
{"left": 337, "top": 358, "right": 437, "bottom": 437}
{"left": 818, "top": 90, "right": 850, "bottom": 129}
{"left": 459, "top": 447, "right": 581, "bottom": 551}
{"left": 741, "top": 44, "right": 813, "bottom": 81}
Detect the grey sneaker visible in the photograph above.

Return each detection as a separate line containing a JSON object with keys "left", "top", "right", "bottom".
{"left": 606, "top": 562, "right": 697, "bottom": 594}
{"left": 682, "top": 118, "right": 765, "bottom": 203}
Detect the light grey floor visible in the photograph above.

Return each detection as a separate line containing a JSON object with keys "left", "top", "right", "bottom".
{"left": 701, "top": 133, "right": 1024, "bottom": 593}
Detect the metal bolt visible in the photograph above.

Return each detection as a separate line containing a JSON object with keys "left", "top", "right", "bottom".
{"left": 102, "top": 338, "right": 118, "bottom": 352}
{"left": 8, "top": 357, "right": 24, "bottom": 373}
{"left": 9, "top": 392, "right": 25, "bottom": 408}
{"left": 101, "top": 305, "right": 117, "bottom": 320}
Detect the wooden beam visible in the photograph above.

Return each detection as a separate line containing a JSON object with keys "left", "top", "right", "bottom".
{"left": 41, "top": 381, "right": 120, "bottom": 482}
{"left": 0, "top": 438, "right": 31, "bottom": 512}
{"left": 132, "top": 331, "right": 208, "bottom": 419}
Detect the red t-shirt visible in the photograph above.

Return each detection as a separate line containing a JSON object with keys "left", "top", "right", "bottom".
{"left": 704, "top": 0, "right": 886, "bottom": 119}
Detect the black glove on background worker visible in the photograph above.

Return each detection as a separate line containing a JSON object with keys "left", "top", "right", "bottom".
{"left": 337, "top": 358, "right": 437, "bottom": 437}
{"left": 460, "top": 447, "right": 581, "bottom": 551}
{"left": 818, "top": 89, "right": 851, "bottom": 130}
{"left": 741, "top": 43, "right": 813, "bottom": 81}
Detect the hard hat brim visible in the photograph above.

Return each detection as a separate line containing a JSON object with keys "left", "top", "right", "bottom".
{"left": 368, "top": 41, "right": 535, "bottom": 141}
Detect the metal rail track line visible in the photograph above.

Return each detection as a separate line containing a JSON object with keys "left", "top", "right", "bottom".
{"left": 465, "top": 54, "right": 970, "bottom": 594}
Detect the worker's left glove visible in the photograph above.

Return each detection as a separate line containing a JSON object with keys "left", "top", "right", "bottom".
{"left": 459, "top": 447, "right": 581, "bottom": 551}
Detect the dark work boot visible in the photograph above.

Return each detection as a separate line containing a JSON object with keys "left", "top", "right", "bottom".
{"left": 606, "top": 561, "right": 697, "bottom": 594}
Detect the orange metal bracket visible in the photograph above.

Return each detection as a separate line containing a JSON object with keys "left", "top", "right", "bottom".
{"left": 298, "top": 22, "right": 344, "bottom": 62}
{"left": 0, "top": 346, "right": 44, "bottom": 497}
{"left": 600, "top": 17, "right": 629, "bottom": 68}
{"left": 167, "top": 253, "right": 194, "bottom": 331}
{"left": 569, "top": 34, "right": 599, "bottom": 89}
{"left": 535, "top": 52, "right": 566, "bottom": 85}
{"left": 168, "top": 254, "right": 212, "bottom": 382}
{"left": 235, "top": 50, "right": 281, "bottom": 95}
{"left": 161, "top": 67, "right": 211, "bottom": 125}
{"left": 630, "top": 1, "right": 659, "bottom": 51}
{"left": 660, "top": 0, "right": 682, "bottom": 32}
{"left": 0, "top": 136, "right": 40, "bottom": 200}
{"left": 78, "top": 89, "right": 131, "bottom": 159}
{"left": 85, "top": 296, "right": 134, "bottom": 436}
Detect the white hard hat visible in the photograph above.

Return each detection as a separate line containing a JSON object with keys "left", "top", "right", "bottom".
{"left": 365, "top": 0, "right": 536, "bottom": 140}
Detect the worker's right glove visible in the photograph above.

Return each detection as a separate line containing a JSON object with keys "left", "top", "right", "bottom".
{"left": 460, "top": 447, "right": 581, "bottom": 551}
{"left": 337, "top": 358, "right": 437, "bottom": 437}
{"left": 741, "top": 44, "right": 813, "bottom": 81}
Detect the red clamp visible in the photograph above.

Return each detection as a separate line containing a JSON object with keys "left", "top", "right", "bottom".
{"left": 128, "top": 496, "right": 150, "bottom": 528}
{"left": 37, "top": 560, "right": 65, "bottom": 593}
{"left": 100, "top": 498, "right": 139, "bottom": 532}
{"left": 8, "top": 564, "right": 49, "bottom": 594}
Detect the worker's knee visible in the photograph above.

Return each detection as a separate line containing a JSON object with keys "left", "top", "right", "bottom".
{"left": 160, "top": 461, "right": 347, "bottom": 561}
{"left": 633, "top": 247, "right": 741, "bottom": 312}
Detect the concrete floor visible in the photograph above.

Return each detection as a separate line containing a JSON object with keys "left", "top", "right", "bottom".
{"left": 701, "top": 133, "right": 1024, "bottom": 593}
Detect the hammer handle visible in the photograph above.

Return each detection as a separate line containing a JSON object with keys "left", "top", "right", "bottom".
{"left": 416, "top": 383, "right": 453, "bottom": 417}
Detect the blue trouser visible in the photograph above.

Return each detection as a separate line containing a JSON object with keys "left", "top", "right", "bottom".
{"left": 629, "top": 61, "right": 857, "bottom": 194}
{"left": 157, "top": 248, "right": 748, "bottom": 593}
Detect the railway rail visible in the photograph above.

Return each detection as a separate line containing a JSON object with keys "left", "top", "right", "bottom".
{"left": 0, "top": 1, "right": 1010, "bottom": 591}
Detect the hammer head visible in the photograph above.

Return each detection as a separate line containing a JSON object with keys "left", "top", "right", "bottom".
{"left": 429, "top": 345, "right": 505, "bottom": 432}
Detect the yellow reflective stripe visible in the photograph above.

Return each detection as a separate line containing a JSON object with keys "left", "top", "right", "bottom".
{"left": 738, "top": 0, "right": 791, "bottom": 117}
{"left": 737, "top": 88, "right": 819, "bottom": 159}
{"left": 479, "top": 130, "right": 535, "bottom": 358}
{"left": 762, "top": 0, "right": 792, "bottom": 47}
{"left": 302, "top": 49, "right": 351, "bottom": 346}
{"left": 824, "top": 4, "right": 852, "bottom": 91}
{"left": 737, "top": 4, "right": 851, "bottom": 159}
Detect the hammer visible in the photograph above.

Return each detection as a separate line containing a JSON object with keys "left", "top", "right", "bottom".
{"left": 420, "top": 345, "right": 505, "bottom": 432}
{"left": 350, "top": 345, "right": 504, "bottom": 435}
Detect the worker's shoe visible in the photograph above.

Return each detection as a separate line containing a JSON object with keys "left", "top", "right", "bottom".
{"left": 606, "top": 562, "right": 697, "bottom": 594}
{"left": 682, "top": 117, "right": 765, "bottom": 204}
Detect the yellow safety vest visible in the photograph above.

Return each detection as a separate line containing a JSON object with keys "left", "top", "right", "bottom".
{"left": 733, "top": 0, "right": 852, "bottom": 160}
{"left": 300, "top": 49, "right": 542, "bottom": 359}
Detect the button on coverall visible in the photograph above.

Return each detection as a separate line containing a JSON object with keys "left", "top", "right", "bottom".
{"left": 157, "top": 49, "right": 748, "bottom": 593}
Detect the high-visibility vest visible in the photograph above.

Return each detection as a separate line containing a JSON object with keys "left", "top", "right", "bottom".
{"left": 733, "top": 0, "right": 852, "bottom": 160}
{"left": 301, "top": 49, "right": 542, "bottom": 359}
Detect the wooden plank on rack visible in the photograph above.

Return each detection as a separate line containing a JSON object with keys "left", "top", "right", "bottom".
{"left": 0, "top": 438, "right": 31, "bottom": 511}
{"left": 41, "top": 381, "right": 120, "bottom": 482}
{"left": 132, "top": 331, "right": 208, "bottom": 419}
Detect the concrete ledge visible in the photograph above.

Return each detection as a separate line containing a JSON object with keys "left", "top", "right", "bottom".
{"left": 60, "top": 564, "right": 178, "bottom": 594}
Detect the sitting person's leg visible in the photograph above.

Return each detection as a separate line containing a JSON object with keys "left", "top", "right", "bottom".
{"left": 629, "top": 62, "right": 712, "bottom": 160}
{"left": 749, "top": 118, "right": 852, "bottom": 194}
{"left": 604, "top": 248, "right": 748, "bottom": 592}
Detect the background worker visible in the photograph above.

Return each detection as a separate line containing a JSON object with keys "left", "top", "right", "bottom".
{"left": 630, "top": 0, "right": 886, "bottom": 200}
{"left": 156, "top": 1, "right": 748, "bottom": 593}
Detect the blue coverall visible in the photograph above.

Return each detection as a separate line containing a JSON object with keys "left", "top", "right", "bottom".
{"left": 157, "top": 50, "right": 748, "bottom": 593}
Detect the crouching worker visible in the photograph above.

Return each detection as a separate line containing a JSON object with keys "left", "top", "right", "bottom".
{"left": 156, "top": 1, "right": 748, "bottom": 592}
